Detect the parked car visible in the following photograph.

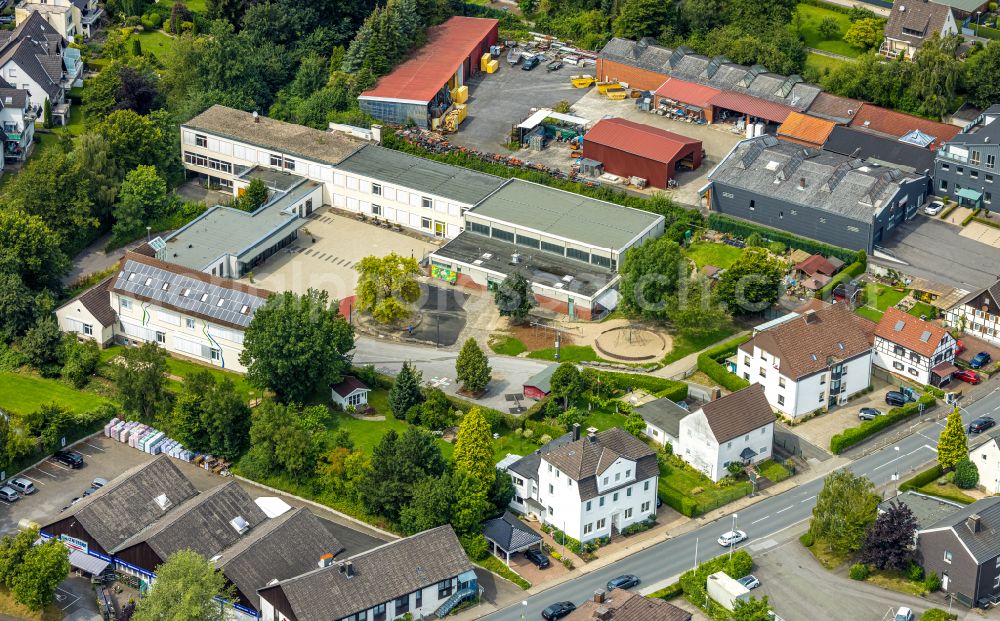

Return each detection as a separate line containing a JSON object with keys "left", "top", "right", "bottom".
{"left": 521, "top": 55, "right": 541, "bottom": 71}
{"left": 737, "top": 575, "right": 760, "bottom": 590}
{"left": 969, "top": 416, "right": 996, "bottom": 434}
{"left": 53, "top": 450, "right": 84, "bottom": 469}
{"left": 894, "top": 607, "right": 913, "bottom": 621}
{"left": 542, "top": 602, "right": 575, "bottom": 620}
{"left": 717, "top": 530, "right": 747, "bottom": 547}
{"left": 955, "top": 370, "right": 982, "bottom": 385}
{"left": 9, "top": 478, "right": 35, "bottom": 495}
{"left": 92, "top": 477, "right": 108, "bottom": 488}
{"left": 885, "top": 391, "right": 910, "bottom": 407}
{"left": 924, "top": 201, "right": 944, "bottom": 215}
{"left": 524, "top": 548, "right": 550, "bottom": 569}
{"left": 82, "top": 486, "right": 100, "bottom": 497}
{"left": 859, "top": 407, "right": 884, "bottom": 421}
{"left": 0, "top": 16, "right": 13, "bottom": 25}
{"left": 606, "top": 575, "right": 640, "bottom": 591}
{"left": 0, "top": 487, "right": 18, "bottom": 503}
{"left": 970, "top": 352, "right": 992, "bottom": 369}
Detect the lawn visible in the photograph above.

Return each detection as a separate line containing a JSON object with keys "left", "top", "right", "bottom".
{"left": 796, "top": 3, "right": 861, "bottom": 57}
{"left": 137, "top": 29, "right": 175, "bottom": 60}
{"left": 0, "top": 588, "right": 63, "bottom": 621}
{"left": 489, "top": 334, "right": 527, "bottom": 356}
{"left": 854, "top": 306, "right": 884, "bottom": 322}
{"left": 684, "top": 242, "right": 743, "bottom": 270}
{"left": 805, "top": 51, "right": 851, "bottom": 76}
{"left": 99, "top": 346, "right": 256, "bottom": 397}
{"left": 758, "top": 459, "right": 792, "bottom": 482}
{"left": 0, "top": 371, "right": 110, "bottom": 415}
{"left": 908, "top": 301, "right": 936, "bottom": 319}
{"left": 328, "top": 389, "right": 455, "bottom": 459}
{"left": 855, "top": 284, "right": 910, "bottom": 322}
{"left": 661, "top": 325, "right": 740, "bottom": 365}
{"left": 527, "top": 345, "right": 603, "bottom": 363}
{"left": 658, "top": 457, "right": 752, "bottom": 517}
{"left": 915, "top": 479, "right": 975, "bottom": 504}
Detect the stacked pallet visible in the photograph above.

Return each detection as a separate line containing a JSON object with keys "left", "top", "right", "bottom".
{"left": 103, "top": 418, "right": 194, "bottom": 462}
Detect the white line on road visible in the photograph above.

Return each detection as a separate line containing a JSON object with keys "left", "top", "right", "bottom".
{"left": 84, "top": 442, "right": 104, "bottom": 452}
{"left": 751, "top": 516, "right": 769, "bottom": 525}
{"left": 31, "top": 467, "right": 57, "bottom": 479}
{"left": 21, "top": 475, "right": 44, "bottom": 485}
{"left": 922, "top": 444, "right": 938, "bottom": 453}
{"left": 775, "top": 506, "right": 793, "bottom": 514}
{"left": 47, "top": 461, "right": 71, "bottom": 471}
{"left": 800, "top": 495, "right": 815, "bottom": 503}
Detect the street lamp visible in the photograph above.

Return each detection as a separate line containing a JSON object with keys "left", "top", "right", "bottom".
{"left": 977, "top": 11, "right": 982, "bottom": 37}
{"left": 522, "top": 600, "right": 527, "bottom": 621}
{"left": 892, "top": 446, "right": 900, "bottom": 495}
{"left": 730, "top": 513, "right": 738, "bottom": 559}
{"left": 146, "top": 226, "right": 151, "bottom": 242}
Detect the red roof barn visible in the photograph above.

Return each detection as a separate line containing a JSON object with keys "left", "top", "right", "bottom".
{"left": 582, "top": 118, "right": 702, "bottom": 189}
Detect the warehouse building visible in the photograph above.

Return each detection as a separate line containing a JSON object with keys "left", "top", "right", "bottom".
{"left": 706, "top": 136, "right": 929, "bottom": 252}
{"left": 582, "top": 117, "right": 702, "bottom": 189}
{"left": 848, "top": 103, "right": 960, "bottom": 146}
{"left": 823, "top": 126, "right": 936, "bottom": 177}
{"left": 331, "top": 144, "right": 505, "bottom": 239}
{"left": 358, "top": 16, "right": 498, "bottom": 128}
{"left": 429, "top": 179, "right": 663, "bottom": 320}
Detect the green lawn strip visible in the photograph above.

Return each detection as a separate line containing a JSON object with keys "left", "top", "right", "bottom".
{"left": 867, "top": 284, "right": 909, "bottom": 310}
{"left": 661, "top": 325, "right": 739, "bottom": 366}
{"left": 805, "top": 51, "right": 851, "bottom": 75}
{"left": 915, "top": 480, "right": 975, "bottom": 504}
{"left": 683, "top": 242, "right": 743, "bottom": 270}
{"left": 476, "top": 556, "right": 530, "bottom": 589}
{"left": 757, "top": 459, "right": 792, "bottom": 482}
{"left": 0, "top": 371, "right": 109, "bottom": 415}
{"left": 658, "top": 458, "right": 752, "bottom": 517}
{"left": 796, "top": 3, "right": 860, "bottom": 57}
{"left": 489, "top": 335, "right": 527, "bottom": 356}
{"left": 527, "top": 345, "right": 603, "bottom": 363}
{"left": 184, "top": 0, "right": 208, "bottom": 13}
{"left": 99, "top": 345, "right": 254, "bottom": 397}
{"left": 137, "top": 30, "right": 175, "bottom": 59}
{"left": 907, "top": 302, "right": 936, "bottom": 319}
{"left": 854, "top": 306, "right": 883, "bottom": 323}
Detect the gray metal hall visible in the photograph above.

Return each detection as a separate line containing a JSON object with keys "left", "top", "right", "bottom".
{"left": 705, "top": 136, "right": 930, "bottom": 252}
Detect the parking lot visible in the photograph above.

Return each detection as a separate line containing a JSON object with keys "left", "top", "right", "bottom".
{"left": 250, "top": 207, "right": 439, "bottom": 301}
{"left": 0, "top": 433, "right": 391, "bottom": 553}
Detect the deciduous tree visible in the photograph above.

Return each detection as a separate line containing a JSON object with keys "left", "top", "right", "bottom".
{"left": 388, "top": 361, "right": 423, "bottom": 419}
{"left": 550, "top": 363, "right": 582, "bottom": 409}
{"left": 399, "top": 472, "right": 454, "bottom": 535}
{"left": 670, "top": 275, "right": 732, "bottom": 339}
{"left": 0, "top": 272, "right": 37, "bottom": 344}
{"left": 354, "top": 253, "right": 421, "bottom": 324}
{"left": 62, "top": 338, "right": 101, "bottom": 388}
{"left": 625, "top": 411, "right": 646, "bottom": 438}
{"left": 620, "top": 236, "right": 684, "bottom": 320}
{"left": 113, "top": 165, "right": 169, "bottom": 244}
{"left": 0, "top": 528, "right": 35, "bottom": 588}
{"left": 937, "top": 407, "right": 967, "bottom": 470}
{"left": 843, "top": 17, "right": 886, "bottom": 50}
{"left": 20, "top": 316, "right": 64, "bottom": 375}
{"left": 613, "top": 0, "right": 672, "bottom": 40}
{"left": 965, "top": 41, "right": 1000, "bottom": 109}
{"left": 809, "top": 469, "right": 879, "bottom": 554}
{"left": 113, "top": 342, "right": 170, "bottom": 421}
{"left": 860, "top": 500, "right": 917, "bottom": 570}
{"left": 494, "top": 271, "right": 535, "bottom": 323}
{"left": 0, "top": 210, "right": 69, "bottom": 291}
{"left": 455, "top": 338, "right": 491, "bottom": 394}
{"left": 731, "top": 596, "right": 772, "bottom": 621}
{"left": 10, "top": 539, "right": 69, "bottom": 611}
{"left": 240, "top": 289, "right": 354, "bottom": 403}
{"left": 133, "top": 549, "right": 233, "bottom": 621}
{"left": 715, "top": 248, "right": 786, "bottom": 314}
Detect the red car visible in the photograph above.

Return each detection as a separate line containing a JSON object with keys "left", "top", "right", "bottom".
{"left": 955, "top": 369, "right": 981, "bottom": 385}
{"left": 956, "top": 340, "right": 966, "bottom": 356}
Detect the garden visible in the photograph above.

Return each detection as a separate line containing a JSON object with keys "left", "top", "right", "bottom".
{"left": 853, "top": 281, "right": 940, "bottom": 324}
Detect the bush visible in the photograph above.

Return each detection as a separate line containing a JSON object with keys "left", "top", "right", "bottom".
{"left": 621, "top": 518, "right": 656, "bottom": 536}
{"left": 679, "top": 550, "right": 754, "bottom": 607}
{"left": 830, "top": 394, "right": 936, "bottom": 454}
{"left": 922, "top": 575, "right": 943, "bottom": 597}
{"left": 696, "top": 335, "right": 752, "bottom": 393}
{"left": 649, "top": 582, "right": 684, "bottom": 600}
{"left": 953, "top": 458, "right": 980, "bottom": 489}
{"left": 900, "top": 464, "right": 944, "bottom": 492}
{"left": 600, "top": 371, "right": 688, "bottom": 401}
{"left": 461, "top": 534, "right": 489, "bottom": 561}
{"left": 849, "top": 563, "right": 870, "bottom": 580}
{"left": 767, "top": 241, "right": 786, "bottom": 255}
{"left": 707, "top": 213, "right": 858, "bottom": 263}
{"left": 906, "top": 561, "right": 925, "bottom": 581}
{"left": 799, "top": 531, "right": 814, "bottom": 547}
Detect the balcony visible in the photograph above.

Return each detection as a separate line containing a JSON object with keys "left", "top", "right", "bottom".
{"left": 81, "top": 7, "right": 103, "bottom": 24}
{"left": 878, "top": 40, "right": 906, "bottom": 60}
{"left": 938, "top": 150, "right": 969, "bottom": 164}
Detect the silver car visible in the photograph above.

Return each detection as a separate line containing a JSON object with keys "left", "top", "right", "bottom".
{"left": 0, "top": 487, "right": 19, "bottom": 502}
{"left": 9, "top": 477, "right": 35, "bottom": 495}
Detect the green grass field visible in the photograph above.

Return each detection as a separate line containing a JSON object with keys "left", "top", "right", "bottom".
{"left": 684, "top": 242, "right": 743, "bottom": 270}
{"left": 796, "top": 3, "right": 861, "bottom": 57}
{"left": 805, "top": 52, "right": 852, "bottom": 76}
{"left": 661, "top": 326, "right": 740, "bottom": 365}
{"left": 854, "top": 285, "right": 910, "bottom": 322}
{"left": 100, "top": 346, "right": 256, "bottom": 397}
{"left": 527, "top": 345, "right": 602, "bottom": 363}
{"left": 0, "top": 371, "right": 110, "bottom": 415}
{"left": 137, "top": 30, "right": 175, "bottom": 60}
{"left": 658, "top": 458, "right": 752, "bottom": 516}
{"left": 908, "top": 302, "right": 936, "bottom": 319}
{"left": 489, "top": 335, "right": 527, "bottom": 356}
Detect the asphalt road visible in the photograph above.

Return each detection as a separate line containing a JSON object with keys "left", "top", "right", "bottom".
{"left": 481, "top": 384, "right": 1000, "bottom": 621}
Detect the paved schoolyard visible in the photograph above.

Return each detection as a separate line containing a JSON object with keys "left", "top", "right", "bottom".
{"left": 250, "top": 207, "right": 439, "bottom": 301}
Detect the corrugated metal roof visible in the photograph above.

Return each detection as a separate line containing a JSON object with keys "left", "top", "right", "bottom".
{"left": 654, "top": 78, "right": 721, "bottom": 108}
{"left": 849, "top": 104, "right": 960, "bottom": 145}
{"left": 359, "top": 17, "right": 497, "bottom": 104}
{"left": 709, "top": 91, "right": 795, "bottom": 124}
{"left": 584, "top": 117, "right": 700, "bottom": 165}
{"left": 777, "top": 112, "right": 837, "bottom": 146}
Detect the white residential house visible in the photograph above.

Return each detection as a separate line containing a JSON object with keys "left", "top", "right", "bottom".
{"left": 330, "top": 377, "right": 370, "bottom": 409}
{"left": 880, "top": 0, "right": 957, "bottom": 59}
{"left": 56, "top": 250, "right": 273, "bottom": 373}
{"left": 945, "top": 280, "right": 1000, "bottom": 349}
{"left": 677, "top": 384, "right": 776, "bottom": 482}
{"left": 737, "top": 305, "right": 876, "bottom": 419}
{"left": 502, "top": 426, "right": 658, "bottom": 543}
{"left": 15, "top": 0, "right": 104, "bottom": 40}
{"left": 873, "top": 307, "right": 957, "bottom": 386}
{"left": 0, "top": 13, "right": 82, "bottom": 123}
{"left": 0, "top": 83, "right": 33, "bottom": 162}
{"left": 970, "top": 438, "right": 1000, "bottom": 495}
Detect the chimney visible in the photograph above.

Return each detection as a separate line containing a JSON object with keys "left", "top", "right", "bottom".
{"left": 573, "top": 423, "right": 581, "bottom": 442}
{"left": 593, "top": 590, "right": 605, "bottom": 604}
{"left": 345, "top": 560, "right": 355, "bottom": 578}
{"left": 803, "top": 310, "right": 818, "bottom": 324}
{"left": 593, "top": 607, "right": 613, "bottom": 621}
{"left": 371, "top": 124, "right": 383, "bottom": 144}
{"left": 967, "top": 514, "right": 982, "bottom": 533}
{"left": 799, "top": 177, "right": 806, "bottom": 189}
{"left": 319, "top": 553, "right": 334, "bottom": 568}
{"left": 587, "top": 427, "right": 598, "bottom": 442}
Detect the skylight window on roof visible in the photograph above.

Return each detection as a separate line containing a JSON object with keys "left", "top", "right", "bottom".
{"left": 920, "top": 330, "right": 932, "bottom": 342}
{"left": 217, "top": 299, "right": 225, "bottom": 307}
{"left": 161, "top": 282, "right": 169, "bottom": 291}
{"left": 810, "top": 354, "right": 817, "bottom": 361}
{"left": 240, "top": 304, "right": 249, "bottom": 314}
{"left": 201, "top": 293, "right": 209, "bottom": 302}
{"left": 128, "top": 273, "right": 136, "bottom": 281}
{"left": 182, "top": 288, "right": 190, "bottom": 297}
{"left": 144, "top": 278, "right": 153, "bottom": 286}
{"left": 894, "top": 319, "right": 906, "bottom": 331}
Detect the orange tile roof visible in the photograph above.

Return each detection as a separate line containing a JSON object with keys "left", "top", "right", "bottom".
{"left": 654, "top": 78, "right": 721, "bottom": 108}
{"left": 777, "top": 112, "right": 837, "bottom": 146}
{"left": 875, "top": 307, "right": 950, "bottom": 358}
{"left": 849, "top": 104, "right": 960, "bottom": 147}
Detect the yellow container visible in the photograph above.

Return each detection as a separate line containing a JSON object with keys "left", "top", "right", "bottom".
{"left": 452, "top": 85, "right": 468, "bottom": 104}
{"left": 455, "top": 103, "right": 467, "bottom": 124}
{"left": 571, "top": 74, "right": 595, "bottom": 88}
{"left": 486, "top": 59, "right": 499, "bottom": 73}
{"left": 606, "top": 87, "right": 627, "bottom": 100}
{"left": 481, "top": 53, "right": 491, "bottom": 72}
{"left": 597, "top": 81, "right": 618, "bottom": 95}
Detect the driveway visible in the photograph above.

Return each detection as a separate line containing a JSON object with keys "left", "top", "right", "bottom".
{"left": 874, "top": 215, "right": 999, "bottom": 291}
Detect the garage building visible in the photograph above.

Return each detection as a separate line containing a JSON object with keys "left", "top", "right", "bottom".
{"left": 583, "top": 117, "right": 702, "bottom": 188}
{"left": 358, "top": 16, "right": 498, "bottom": 128}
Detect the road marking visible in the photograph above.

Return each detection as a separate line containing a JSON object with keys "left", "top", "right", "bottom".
{"left": 922, "top": 444, "right": 938, "bottom": 453}
{"left": 20, "top": 475, "right": 44, "bottom": 485}
{"left": 750, "top": 516, "right": 769, "bottom": 525}
{"left": 800, "top": 495, "right": 815, "bottom": 503}
{"left": 84, "top": 442, "right": 104, "bottom": 452}
{"left": 31, "top": 466, "right": 57, "bottom": 479}
{"left": 54, "top": 588, "right": 80, "bottom": 611}
{"left": 775, "top": 506, "right": 792, "bottom": 514}
{"left": 47, "top": 461, "right": 71, "bottom": 471}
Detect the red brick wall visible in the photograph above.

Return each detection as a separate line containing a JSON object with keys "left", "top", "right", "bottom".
{"left": 596, "top": 59, "right": 669, "bottom": 92}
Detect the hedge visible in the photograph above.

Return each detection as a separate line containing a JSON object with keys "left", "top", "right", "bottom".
{"left": 814, "top": 261, "right": 866, "bottom": 300}
{"left": 899, "top": 464, "right": 944, "bottom": 492}
{"left": 649, "top": 582, "right": 684, "bottom": 600}
{"left": 939, "top": 203, "right": 959, "bottom": 220}
{"left": 707, "top": 213, "right": 860, "bottom": 264}
{"left": 971, "top": 216, "right": 1000, "bottom": 230}
{"left": 696, "top": 335, "right": 752, "bottom": 393}
{"left": 961, "top": 208, "right": 982, "bottom": 226}
{"left": 600, "top": 370, "right": 688, "bottom": 401}
{"left": 830, "top": 394, "right": 936, "bottom": 454}
{"left": 679, "top": 550, "right": 753, "bottom": 613}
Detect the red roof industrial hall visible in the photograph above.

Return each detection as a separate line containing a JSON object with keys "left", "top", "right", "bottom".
{"left": 583, "top": 118, "right": 702, "bottom": 189}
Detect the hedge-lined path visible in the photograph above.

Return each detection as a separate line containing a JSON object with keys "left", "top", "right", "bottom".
{"left": 652, "top": 330, "right": 750, "bottom": 381}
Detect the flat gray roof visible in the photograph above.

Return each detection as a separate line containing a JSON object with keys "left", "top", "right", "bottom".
{"left": 469, "top": 179, "right": 662, "bottom": 250}
{"left": 336, "top": 145, "right": 506, "bottom": 206}
{"left": 184, "top": 105, "right": 365, "bottom": 166}
{"left": 241, "top": 167, "right": 303, "bottom": 192}
{"left": 165, "top": 178, "right": 317, "bottom": 271}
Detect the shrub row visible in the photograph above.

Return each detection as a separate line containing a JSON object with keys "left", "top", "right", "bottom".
{"left": 478, "top": 556, "right": 530, "bottom": 590}
{"left": 830, "top": 394, "right": 936, "bottom": 454}
{"left": 961, "top": 208, "right": 983, "bottom": 226}
{"left": 707, "top": 213, "right": 861, "bottom": 264}
{"left": 971, "top": 216, "right": 1000, "bottom": 230}
{"left": 649, "top": 582, "right": 684, "bottom": 600}
{"left": 679, "top": 550, "right": 754, "bottom": 612}
{"left": 939, "top": 203, "right": 959, "bottom": 220}
{"left": 601, "top": 371, "right": 688, "bottom": 401}
{"left": 814, "top": 261, "right": 866, "bottom": 300}
{"left": 899, "top": 464, "right": 945, "bottom": 492}
{"left": 696, "top": 335, "right": 752, "bottom": 393}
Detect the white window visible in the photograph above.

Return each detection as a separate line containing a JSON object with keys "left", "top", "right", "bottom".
{"left": 547, "top": 506, "right": 553, "bottom": 515}
{"left": 613, "top": 492, "right": 619, "bottom": 502}
{"left": 548, "top": 484, "right": 553, "bottom": 494}
{"left": 599, "top": 496, "right": 605, "bottom": 507}
{"left": 597, "top": 518, "right": 606, "bottom": 529}
{"left": 210, "top": 349, "right": 220, "bottom": 361}
{"left": 372, "top": 204, "right": 382, "bottom": 216}
{"left": 944, "top": 551, "right": 952, "bottom": 563}
{"left": 120, "top": 298, "right": 132, "bottom": 310}
{"left": 624, "top": 508, "right": 632, "bottom": 519}
{"left": 422, "top": 197, "right": 433, "bottom": 209}
{"left": 283, "top": 158, "right": 295, "bottom": 170}
{"left": 603, "top": 477, "right": 609, "bottom": 485}
{"left": 819, "top": 393, "right": 825, "bottom": 402}
{"left": 82, "top": 323, "right": 93, "bottom": 336}
{"left": 421, "top": 217, "right": 432, "bottom": 230}
{"left": 583, "top": 522, "right": 593, "bottom": 535}
{"left": 548, "top": 464, "right": 552, "bottom": 472}
{"left": 585, "top": 501, "right": 591, "bottom": 511}
{"left": 644, "top": 481, "right": 650, "bottom": 491}
{"left": 6, "top": 67, "right": 14, "bottom": 77}
{"left": 195, "top": 134, "right": 207, "bottom": 147}
{"left": 615, "top": 473, "right": 620, "bottom": 481}
{"left": 641, "top": 501, "right": 650, "bottom": 512}
{"left": 777, "top": 395, "right": 785, "bottom": 406}
{"left": 626, "top": 487, "right": 632, "bottom": 497}
{"left": 372, "top": 183, "right": 382, "bottom": 196}
{"left": 778, "top": 377, "right": 786, "bottom": 388}
{"left": 155, "top": 331, "right": 166, "bottom": 344}
{"left": 626, "top": 469, "right": 631, "bottom": 478}
{"left": 270, "top": 154, "right": 282, "bottom": 167}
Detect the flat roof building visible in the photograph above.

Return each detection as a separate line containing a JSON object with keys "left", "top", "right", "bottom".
{"left": 934, "top": 104, "right": 1000, "bottom": 211}
{"left": 430, "top": 179, "right": 663, "bottom": 320}
{"left": 582, "top": 117, "right": 702, "bottom": 189}
{"left": 707, "top": 135, "right": 929, "bottom": 251}
{"left": 358, "top": 16, "right": 498, "bottom": 128}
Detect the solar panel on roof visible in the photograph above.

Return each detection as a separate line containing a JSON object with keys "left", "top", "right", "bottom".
{"left": 740, "top": 141, "right": 766, "bottom": 169}
{"left": 823, "top": 161, "right": 854, "bottom": 192}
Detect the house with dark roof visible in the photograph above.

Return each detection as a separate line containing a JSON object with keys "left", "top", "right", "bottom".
{"left": 944, "top": 279, "right": 1000, "bottom": 349}
{"left": 635, "top": 397, "right": 689, "bottom": 448}
{"left": 823, "top": 126, "right": 937, "bottom": 177}
{"left": 502, "top": 425, "right": 658, "bottom": 543}
{"left": 56, "top": 277, "right": 115, "bottom": 346}
{"left": 873, "top": 307, "right": 957, "bottom": 386}
{"left": 881, "top": 0, "right": 958, "bottom": 59}
{"left": 481, "top": 511, "right": 542, "bottom": 565}
{"left": 934, "top": 105, "right": 1000, "bottom": 210}
{"left": 0, "top": 12, "right": 79, "bottom": 115}
{"left": 880, "top": 491, "right": 964, "bottom": 532}
{"left": 0, "top": 77, "right": 34, "bottom": 162}
{"left": 499, "top": 431, "right": 574, "bottom": 517}
{"left": 676, "top": 385, "right": 775, "bottom": 482}
{"left": 258, "top": 525, "right": 477, "bottom": 621}
{"left": 567, "top": 589, "right": 690, "bottom": 621}
{"left": 737, "top": 305, "right": 876, "bottom": 418}
{"left": 917, "top": 497, "right": 1000, "bottom": 607}
{"left": 805, "top": 92, "right": 862, "bottom": 125}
